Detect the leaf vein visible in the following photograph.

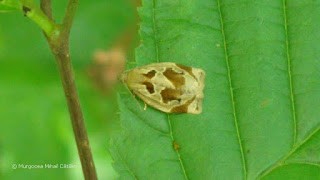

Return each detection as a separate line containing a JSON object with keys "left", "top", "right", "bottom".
{"left": 283, "top": 162, "right": 320, "bottom": 168}
{"left": 152, "top": 0, "right": 159, "bottom": 63}
{"left": 151, "top": 0, "right": 189, "bottom": 178}
{"left": 217, "top": 0, "right": 247, "bottom": 179}
{"left": 257, "top": 126, "right": 320, "bottom": 179}
{"left": 167, "top": 115, "right": 189, "bottom": 180}
{"left": 125, "top": 105, "right": 170, "bottom": 136}
{"left": 283, "top": 0, "right": 297, "bottom": 146}
{"left": 114, "top": 144, "right": 139, "bottom": 180}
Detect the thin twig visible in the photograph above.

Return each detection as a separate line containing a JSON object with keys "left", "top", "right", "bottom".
{"left": 40, "top": 0, "right": 52, "bottom": 20}
{"left": 53, "top": 48, "right": 98, "bottom": 180}
{"left": 62, "top": 0, "right": 79, "bottom": 38}
{"left": 40, "top": 0, "right": 53, "bottom": 41}
{"left": 40, "top": 0, "right": 98, "bottom": 179}
{"left": 3, "top": 0, "right": 98, "bottom": 178}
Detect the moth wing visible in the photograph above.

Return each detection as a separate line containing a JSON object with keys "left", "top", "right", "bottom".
{"left": 133, "top": 90, "right": 174, "bottom": 113}
{"left": 124, "top": 62, "right": 206, "bottom": 114}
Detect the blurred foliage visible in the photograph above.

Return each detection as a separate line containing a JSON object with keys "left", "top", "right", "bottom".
{"left": 0, "top": 0, "right": 137, "bottom": 179}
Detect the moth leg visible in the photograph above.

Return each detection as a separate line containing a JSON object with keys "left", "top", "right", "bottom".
{"left": 144, "top": 102, "right": 148, "bottom": 111}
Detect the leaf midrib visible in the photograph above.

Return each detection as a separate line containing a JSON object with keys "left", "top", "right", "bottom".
{"left": 152, "top": 0, "right": 189, "bottom": 179}
{"left": 152, "top": 0, "right": 159, "bottom": 63}
{"left": 167, "top": 115, "right": 189, "bottom": 180}
{"left": 282, "top": 0, "right": 298, "bottom": 146}
{"left": 217, "top": 0, "right": 247, "bottom": 179}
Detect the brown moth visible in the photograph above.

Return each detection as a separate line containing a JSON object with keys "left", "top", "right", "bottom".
{"left": 120, "top": 62, "right": 205, "bottom": 114}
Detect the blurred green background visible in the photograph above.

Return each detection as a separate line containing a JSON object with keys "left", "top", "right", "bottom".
{"left": 0, "top": 0, "right": 137, "bottom": 179}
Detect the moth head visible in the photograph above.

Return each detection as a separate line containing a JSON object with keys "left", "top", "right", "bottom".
{"left": 119, "top": 72, "right": 128, "bottom": 84}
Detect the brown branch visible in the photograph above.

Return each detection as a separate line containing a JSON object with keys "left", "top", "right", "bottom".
{"left": 40, "top": 0, "right": 53, "bottom": 41}
{"left": 40, "top": 0, "right": 53, "bottom": 20}
{"left": 62, "top": 0, "right": 79, "bottom": 38}
{"left": 40, "top": 0, "right": 98, "bottom": 179}
{"left": 53, "top": 47, "right": 98, "bottom": 180}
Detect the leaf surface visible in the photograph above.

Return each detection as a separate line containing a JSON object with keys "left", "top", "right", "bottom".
{"left": 110, "top": 0, "right": 320, "bottom": 179}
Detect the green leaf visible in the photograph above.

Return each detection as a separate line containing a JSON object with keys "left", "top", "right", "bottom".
{"left": 110, "top": 0, "right": 320, "bottom": 179}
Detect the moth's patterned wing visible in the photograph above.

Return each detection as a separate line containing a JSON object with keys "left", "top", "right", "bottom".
{"left": 133, "top": 89, "right": 173, "bottom": 113}
{"left": 123, "top": 62, "right": 205, "bottom": 114}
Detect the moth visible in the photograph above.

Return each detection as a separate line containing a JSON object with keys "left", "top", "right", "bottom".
{"left": 120, "top": 62, "right": 205, "bottom": 114}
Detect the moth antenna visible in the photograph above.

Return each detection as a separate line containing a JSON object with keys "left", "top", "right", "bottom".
{"left": 118, "top": 70, "right": 131, "bottom": 83}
